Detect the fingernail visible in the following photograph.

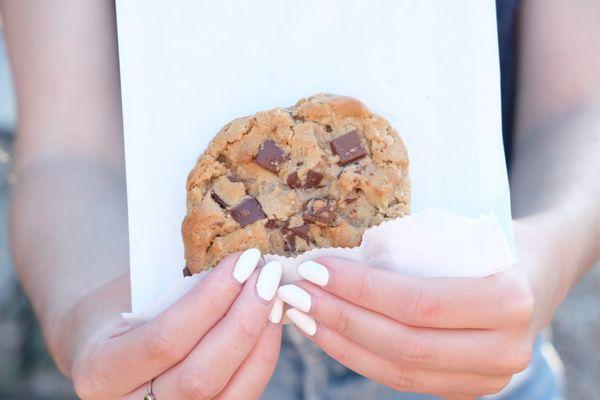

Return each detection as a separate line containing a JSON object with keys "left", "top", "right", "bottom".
{"left": 269, "top": 298, "right": 284, "bottom": 324}
{"left": 298, "top": 261, "right": 329, "bottom": 286}
{"left": 286, "top": 308, "right": 317, "bottom": 336}
{"left": 256, "top": 261, "right": 283, "bottom": 301}
{"left": 233, "top": 248, "right": 261, "bottom": 283}
{"left": 277, "top": 284, "right": 311, "bottom": 312}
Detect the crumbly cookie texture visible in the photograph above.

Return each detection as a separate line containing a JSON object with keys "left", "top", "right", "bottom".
{"left": 182, "top": 94, "right": 410, "bottom": 273}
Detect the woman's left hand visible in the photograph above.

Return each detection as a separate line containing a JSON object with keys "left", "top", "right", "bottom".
{"left": 278, "top": 256, "right": 540, "bottom": 400}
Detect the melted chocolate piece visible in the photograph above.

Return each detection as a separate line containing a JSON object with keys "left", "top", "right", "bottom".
{"left": 265, "top": 219, "right": 281, "bottom": 229}
{"left": 330, "top": 130, "right": 367, "bottom": 166}
{"left": 231, "top": 197, "right": 267, "bottom": 227}
{"left": 303, "top": 198, "right": 337, "bottom": 226}
{"left": 211, "top": 192, "right": 228, "bottom": 209}
{"left": 282, "top": 224, "right": 310, "bottom": 252}
{"left": 290, "top": 224, "right": 310, "bottom": 240}
{"left": 344, "top": 197, "right": 359, "bottom": 204}
{"left": 287, "top": 170, "right": 323, "bottom": 189}
{"left": 254, "top": 140, "right": 288, "bottom": 174}
{"left": 183, "top": 266, "right": 192, "bottom": 277}
{"left": 287, "top": 172, "right": 303, "bottom": 189}
{"left": 304, "top": 170, "right": 324, "bottom": 188}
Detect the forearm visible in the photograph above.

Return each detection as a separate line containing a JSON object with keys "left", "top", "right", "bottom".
{"left": 509, "top": 0, "right": 600, "bottom": 327}
{"left": 10, "top": 157, "right": 130, "bottom": 372}
{"left": 510, "top": 103, "right": 600, "bottom": 326}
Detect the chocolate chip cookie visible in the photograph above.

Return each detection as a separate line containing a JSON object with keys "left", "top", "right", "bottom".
{"left": 182, "top": 94, "right": 410, "bottom": 273}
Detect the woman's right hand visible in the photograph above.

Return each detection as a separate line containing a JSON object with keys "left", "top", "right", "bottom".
{"left": 63, "top": 249, "right": 283, "bottom": 400}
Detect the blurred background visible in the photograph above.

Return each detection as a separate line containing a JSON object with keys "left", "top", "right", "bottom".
{"left": 0, "top": 26, "right": 599, "bottom": 400}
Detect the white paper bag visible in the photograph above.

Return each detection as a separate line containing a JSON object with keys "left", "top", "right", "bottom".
{"left": 116, "top": 0, "right": 515, "bottom": 317}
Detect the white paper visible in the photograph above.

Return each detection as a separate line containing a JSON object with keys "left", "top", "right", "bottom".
{"left": 116, "top": 0, "right": 514, "bottom": 315}
{"left": 122, "top": 208, "right": 514, "bottom": 324}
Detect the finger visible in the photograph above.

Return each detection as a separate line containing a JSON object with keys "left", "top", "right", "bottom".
{"left": 286, "top": 309, "right": 512, "bottom": 397}
{"left": 153, "top": 261, "right": 283, "bottom": 400}
{"left": 215, "top": 321, "right": 283, "bottom": 400}
{"left": 77, "top": 249, "right": 263, "bottom": 399}
{"left": 282, "top": 282, "right": 528, "bottom": 375}
{"left": 297, "top": 258, "right": 534, "bottom": 329}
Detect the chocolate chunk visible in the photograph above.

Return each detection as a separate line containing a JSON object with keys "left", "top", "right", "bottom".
{"left": 211, "top": 192, "right": 228, "bottom": 209}
{"left": 231, "top": 197, "right": 267, "bottom": 227}
{"left": 304, "top": 170, "right": 324, "bottom": 188}
{"left": 290, "top": 224, "right": 310, "bottom": 240}
{"left": 287, "top": 172, "right": 303, "bottom": 189}
{"left": 344, "top": 197, "right": 358, "bottom": 204}
{"left": 288, "top": 170, "right": 323, "bottom": 189}
{"left": 282, "top": 224, "right": 310, "bottom": 252}
{"left": 183, "top": 266, "right": 192, "bottom": 277}
{"left": 254, "top": 140, "right": 288, "bottom": 174}
{"left": 265, "top": 219, "right": 281, "bottom": 229}
{"left": 303, "top": 198, "right": 337, "bottom": 226}
{"left": 330, "top": 130, "right": 367, "bottom": 166}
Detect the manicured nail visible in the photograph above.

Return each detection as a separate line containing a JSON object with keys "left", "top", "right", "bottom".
{"left": 269, "top": 298, "right": 284, "bottom": 324}
{"left": 277, "top": 284, "right": 311, "bottom": 312}
{"left": 286, "top": 308, "right": 317, "bottom": 336}
{"left": 298, "top": 261, "right": 329, "bottom": 286}
{"left": 256, "top": 261, "right": 283, "bottom": 301}
{"left": 233, "top": 248, "right": 261, "bottom": 283}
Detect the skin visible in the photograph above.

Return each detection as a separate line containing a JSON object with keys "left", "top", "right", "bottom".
{"left": 2, "top": 0, "right": 599, "bottom": 399}
{"left": 286, "top": 0, "right": 600, "bottom": 398}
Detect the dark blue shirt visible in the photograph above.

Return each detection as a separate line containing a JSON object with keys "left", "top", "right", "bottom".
{"left": 496, "top": 0, "right": 520, "bottom": 166}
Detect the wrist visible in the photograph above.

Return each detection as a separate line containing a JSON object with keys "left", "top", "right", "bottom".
{"left": 45, "top": 275, "right": 131, "bottom": 377}
{"left": 512, "top": 213, "right": 579, "bottom": 329}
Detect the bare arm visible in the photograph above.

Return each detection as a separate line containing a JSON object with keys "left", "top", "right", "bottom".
{"left": 2, "top": 0, "right": 127, "bottom": 372}
{"left": 273, "top": 2, "right": 600, "bottom": 398}
{"left": 2, "top": 3, "right": 282, "bottom": 399}
{"left": 511, "top": 0, "right": 600, "bottom": 326}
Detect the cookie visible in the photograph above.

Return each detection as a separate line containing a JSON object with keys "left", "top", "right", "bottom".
{"left": 182, "top": 94, "right": 410, "bottom": 273}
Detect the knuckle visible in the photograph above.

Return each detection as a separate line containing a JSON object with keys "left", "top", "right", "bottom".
{"left": 356, "top": 271, "right": 376, "bottom": 300}
{"left": 330, "top": 338, "right": 351, "bottom": 364}
{"left": 332, "top": 304, "right": 352, "bottom": 335}
{"left": 483, "top": 375, "right": 513, "bottom": 395}
{"left": 259, "top": 347, "right": 280, "bottom": 366}
{"left": 391, "top": 332, "right": 432, "bottom": 364}
{"left": 388, "top": 368, "right": 416, "bottom": 392}
{"left": 177, "top": 371, "right": 221, "bottom": 399}
{"left": 71, "top": 366, "right": 95, "bottom": 400}
{"left": 233, "top": 313, "right": 263, "bottom": 342}
{"left": 409, "top": 290, "right": 441, "bottom": 324}
{"left": 509, "top": 343, "right": 533, "bottom": 372}
{"left": 145, "top": 326, "right": 177, "bottom": 361}
{"left": 504, "top": 273, "right": 535, "bottom": 325}
{"left": 71, "top": 359, "right": 104, "bottom": 400}
{"left": 204, "top": 287, "right": 226, "bottom": 312}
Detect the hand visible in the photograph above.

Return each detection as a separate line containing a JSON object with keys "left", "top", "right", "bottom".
{"left": 62, "top": 249, "right": 284, "bottom": 400}
{"left": 279, "top": 256, "right": 538, "bottom": 399}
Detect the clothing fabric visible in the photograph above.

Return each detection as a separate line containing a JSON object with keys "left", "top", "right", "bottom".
{"left": 497, "top": 0, "right": 520, "bottom": 167}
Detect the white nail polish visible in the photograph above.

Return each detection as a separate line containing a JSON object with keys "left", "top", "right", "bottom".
{"left": 269, "top": 298, "right": 284, "bottom": 324}
{"left": 256, "top": 261, "right": 283, "bottom": 301}
{"left": 277, "top": 284, "right": 311, "bottom": 312}
{"left": 286, "top": 308, "right": 317, "bottom": 336}
{"left": 233, "top": 248, "right": 261, "bottom": 283}
{"left": 298, "top": 261, "right": 329, "bottom": 286}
